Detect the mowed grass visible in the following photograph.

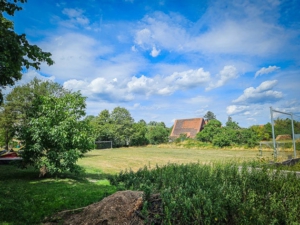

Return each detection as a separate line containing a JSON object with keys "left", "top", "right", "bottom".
{"left": 78, "top": 146, "right": 261, "bottom": 174}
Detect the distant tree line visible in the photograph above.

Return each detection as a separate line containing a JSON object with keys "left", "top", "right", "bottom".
{"left": 87, "top": 108, "right": 171, "bottom": 147}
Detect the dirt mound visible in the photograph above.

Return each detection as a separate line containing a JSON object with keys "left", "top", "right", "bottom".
{"left": 276, "top": 134, "right": 291, "bottom": 140}
{"left": 44, "top": 190, "right": 145, "bottom": 225}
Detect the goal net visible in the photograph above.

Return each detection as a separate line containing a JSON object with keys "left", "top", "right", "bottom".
{"left": 265, "top": 107, "right": 299, "bottom": 160}
{"left": 94, "top": 141, "right": 112, "bottom": 150}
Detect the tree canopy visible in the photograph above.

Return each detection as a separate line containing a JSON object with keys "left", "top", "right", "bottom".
{"left": 0, "top": 0, "right": 54, "bottom": 103}
{"left": 204, "top": 111, "right": 216, "bottom": 121}
{"left": 19, "top": 92, "right": 93, "bottom": 175}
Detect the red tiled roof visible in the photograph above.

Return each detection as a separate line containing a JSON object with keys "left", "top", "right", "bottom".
{"left": 170, "top": 118, "right": 205, "bottom": 139}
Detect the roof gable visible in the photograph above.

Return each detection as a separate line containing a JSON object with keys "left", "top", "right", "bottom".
{"left": 170, "top": 118, "right": 205, "bottom": 138}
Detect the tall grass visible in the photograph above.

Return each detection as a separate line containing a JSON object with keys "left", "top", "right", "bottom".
{"left": 110, "top": 161, "right": 300, "bottom": 224}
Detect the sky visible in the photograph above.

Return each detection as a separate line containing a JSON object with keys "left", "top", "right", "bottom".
{"left": 6, "top": 0, "right": 300, "bottom": 127}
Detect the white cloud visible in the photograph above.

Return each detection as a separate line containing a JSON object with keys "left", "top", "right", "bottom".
{"left": 63, "top": 77, "right": 133, "bottom": 102}
{"left": 150, "top": 45, "right": 161, "bottom": 57}
{"left": 62, "top": 8, "right": 83, "bottom": 18}
{"left": 133, "top": 7, "right": 299, "bottom": 59}
{"left": 127, "top": 75, "right": 155, "bottom": 95}
{"left": 255, "top": 65, "right": 280, "bottom": 78}
{"left": 226, "top": 105, "right": 250, "bottom": 115}
{"left": 131, "top": 45, "right": 137, "bottom": 52}
{"left": 165, "top": 68, "right": 210, "bottom": 90}
{"left": 61, "top": 8, "right": 90, "bottom": 27}
{"left": 135, "top": 28, "right": 152, "bottom": 48}
{"left": 233, "top": 80, "right": 283, "bottom": 104}
{"left": 40, "top": 33, "right": 113, "bottom": 80}
{"left": 206, "top": 65, "right": 238, "bottom": 90}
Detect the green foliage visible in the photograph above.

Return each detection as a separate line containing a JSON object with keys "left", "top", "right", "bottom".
{"left": 196, "top": 119, "right": 222, "bottom": 142}
{"left": 251, "top": 125, "right": 270, "bottom": 141}
{"left": 0, "top": 0, "right": 54, "bottom": 103}
{"left": 110, "top": 107, "right": 134, "bottom": 146}
{"left": 204, "top": 110, "right": 216, "bottom": 121}
{"left": 111, "top": 162, "right": 300, "bottom": 224}
{"left": 19, "top": 92, "right": 94, "bottom": 175}
{"left": 274, "top": 118, "right": 300, "bottom": 136}
{"left": 0, "top": 78, "right": 68, "bottom": 149}
{"left": 146, "top": 123, "right": 169, "bottom": 145}
{"left": 212, "top": 128, "right": 232, "bottom": 147}
{"left": 93, "top": 107, "right": 134, "bottom": 147}
{"left": 131, "top": 120, "right": 149, "bottom": 146}
{"left": 0, "top": 103, "right": 16, "bottom": 149}
{"left": 197, "top": 119, "right": 258, "bottom": 148}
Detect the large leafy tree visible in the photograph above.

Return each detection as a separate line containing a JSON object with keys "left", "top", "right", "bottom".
{"left": 93, "top": 109, "right": 114, "bottom": 142}
{"left": 131, "top": 120, "right": 148, "bottom": 146}
{"left": 0, "top": 0, "right": 54, "bottom": 103}
{"left": 146, "top": 122, "right": 169, "bottom": 145}
{"left": 5, "top": 78, "right": 67, "bottom": 122}
{"left": 110, "top": 107, "right": 134, "bottom": 146}
{"left": 19, "top": 92, "right": 93, "bottom": 175}
{"left": 0, "top": 104, "right": 16, "bottom": 149}
{"left": 0, "top": 78, "right": 67, "bottom": 147}
{"left": 196, "top": 119, "right": 222, "bottom": 143}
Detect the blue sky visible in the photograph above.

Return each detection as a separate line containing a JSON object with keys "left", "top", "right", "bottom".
{"left": 7, "top": 0, "right": 300, "bottom": 127}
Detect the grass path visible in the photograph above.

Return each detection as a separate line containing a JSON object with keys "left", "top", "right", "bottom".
{"left": 78, "top": 146, "right": 260, "bottom": 174}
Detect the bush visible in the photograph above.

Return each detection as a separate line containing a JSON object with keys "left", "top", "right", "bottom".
{"left": 110, "top": 162, "right": 300, "bottom": 224}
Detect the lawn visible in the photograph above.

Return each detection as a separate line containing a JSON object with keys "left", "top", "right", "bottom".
{"left": 78, "top": 146, "right": 261, "bottom": 174}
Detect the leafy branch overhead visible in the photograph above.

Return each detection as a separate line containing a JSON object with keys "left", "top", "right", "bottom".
{"left": 0, "top": 0, "right": 54, "bottom": 103}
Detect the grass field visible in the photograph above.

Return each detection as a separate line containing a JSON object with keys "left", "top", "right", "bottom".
{"left": 1, "top": 146, "right": 300, "bottom": 224}
{"left": 78, "top": 146, "right": 262, "bottom": 174}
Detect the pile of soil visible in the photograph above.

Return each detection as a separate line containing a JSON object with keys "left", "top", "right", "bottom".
{"left": 44, "top": 190, "right": 163, "bottom": 225}
{"left": 276, "top": 134, "right": 291, "bottom": 140}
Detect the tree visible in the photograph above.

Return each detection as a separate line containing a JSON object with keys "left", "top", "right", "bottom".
{"left": 196, "top": 119, "right": 222, "bottom": 142}
{"left": 110, "top": 107, "right": 134, "bottom": 146}
{"left": 146, "top": 124, "right": 169, "bottom": 145}
{"left": 0, "top": 78, "right": 67, "bottom": 147}
{"left": 225, "top": 116, "right": 240, "bottom": 130}
{"left": 131, "top": 120, "right": 148, "bottom": 146}
{"left": 93, "top": 109, "right": 114, "bottom": 142}
{"left": 204, "top": 111, "right": 216, "bottom": 121}
{"left": 19, "top": 92, "right": 93, "bottom": 175}
{"left": 0, "top": 104, "right": 16, "bottom": 149}
{"left": 0, "top": 0, "right": 54, "bottom": 103}
{"left": 5, "top": 78, "right": 67, "bottom": 123}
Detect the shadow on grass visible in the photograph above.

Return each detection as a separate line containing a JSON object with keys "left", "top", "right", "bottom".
{"left": 0, "top": 165, "right": 117, "bottom": 225}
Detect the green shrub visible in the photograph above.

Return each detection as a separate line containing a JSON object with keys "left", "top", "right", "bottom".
{"left": 110, "top": 162, "right": 300, "bottom": 224}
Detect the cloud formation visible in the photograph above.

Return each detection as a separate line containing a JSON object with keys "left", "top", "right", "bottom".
{"left": 255, "top": 65, "right": 280, "bottom": 78}
{"left": 206, "top": 65, "right": 238, "bottom": 90}
{"left": 63, "top": 67, "right": 211, "bottom": 101}
{"left": 226, "top": 105, "right": 250, "bottom": 115}
{"left": 61, "top": 8, "right": 90, "bottom": 28}
{"left": 233, "top": 80, "right": 283, "bottom": 104}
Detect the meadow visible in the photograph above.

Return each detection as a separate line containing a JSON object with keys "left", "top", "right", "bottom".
{"left": 77, "top": 146, "right": 261, "bottom": 174}
{"left": 1, "top": 146, "right": 300, "bottom": 224}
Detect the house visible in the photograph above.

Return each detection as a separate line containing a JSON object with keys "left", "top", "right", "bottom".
{"left": 170, "top": 118, "right": 206, "bottom": 139}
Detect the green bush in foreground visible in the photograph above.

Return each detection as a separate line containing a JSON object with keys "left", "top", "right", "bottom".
{"left": 110, "top": 162, "right": 300, "bottom": 224}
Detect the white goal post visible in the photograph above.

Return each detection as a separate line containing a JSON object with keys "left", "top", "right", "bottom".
{"left": 270, "top": 107, "right": 296, "bottom": 159}
{"left": 94, "top": 141, "right": 112, "bottom": 149}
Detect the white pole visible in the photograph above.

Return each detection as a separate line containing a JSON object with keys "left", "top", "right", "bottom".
{"left": 291, "top": 114, "right": 297, "bottom": 158}
{"left": 270, "top": 107, "right": 277, "bottom": 159}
